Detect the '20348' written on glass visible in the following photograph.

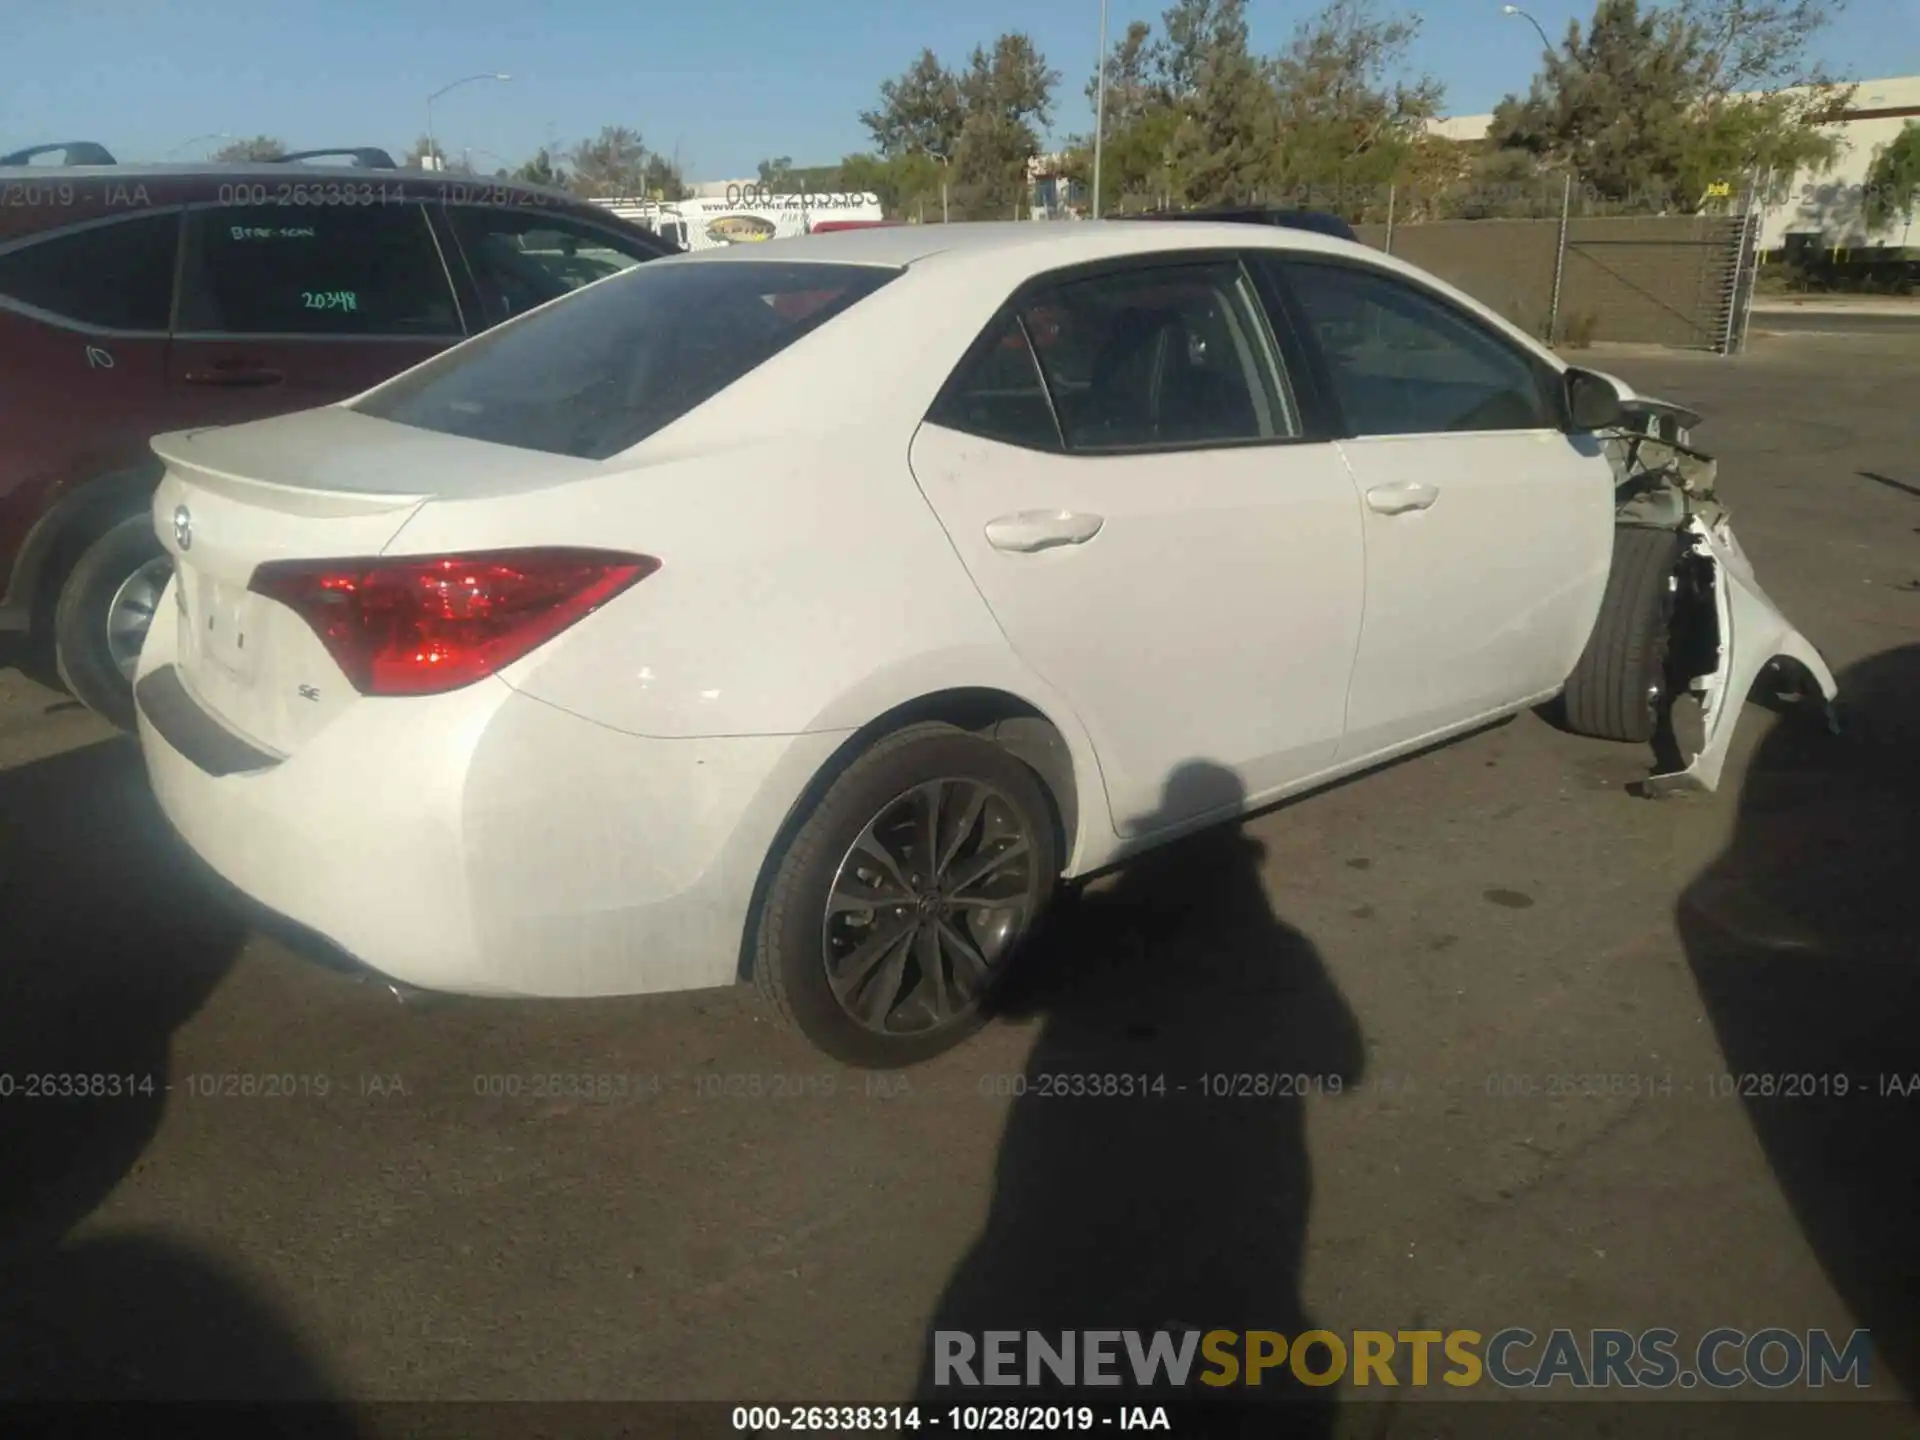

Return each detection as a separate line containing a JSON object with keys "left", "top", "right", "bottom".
{"left": 302, "top": 291, "right": 358, "bottom": 312}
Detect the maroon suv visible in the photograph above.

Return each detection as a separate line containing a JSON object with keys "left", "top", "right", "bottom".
{"left": 0, "top": 143, "right": 674, "bottom": 727}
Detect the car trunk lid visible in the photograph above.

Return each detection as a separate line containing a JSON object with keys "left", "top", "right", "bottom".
{"left": 148, "top": 407, "right": 603, "bottom": 756}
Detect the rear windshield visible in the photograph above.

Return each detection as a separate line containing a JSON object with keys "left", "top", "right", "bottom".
{"left": 353, "top": 260, "right": 899, "bottom": 460}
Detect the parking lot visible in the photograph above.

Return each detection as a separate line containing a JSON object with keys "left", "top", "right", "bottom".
{"left": 0, "top": 327, "right": 1915, "bottom": 1426}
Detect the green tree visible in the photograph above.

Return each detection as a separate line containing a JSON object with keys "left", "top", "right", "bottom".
{"left": 1080, "top": 18, "right": 1184, "bottom": 207}
{"left": 1490, "top": 0, "right": 1851, "bottom": 208}
{"left": 859, "top": 36, "right": 1058, "bottom": 219}
{"left": 568, "top": 126, "right": 649, "bottom": 197}
{"left": 1165, "top": 0, "right": 1279, "bottom": 206}
{"left": 1864, "top": 121, "right": 1920, "bottom": 232}
{"left": 210, "top": 135, "right": 286, "bottom": 162}
{"left": 757, "top": 155, "right": 795, "bottom": 188}
{"left": 861, "top": 49, "right": 967, "bottom": 161}
{"left": 643, "top": 153, "right": 691, "bottom": 200}
{"left": 953, "top": 33, "right": 1060, "bottom": 216}
{"left": 1078, "top": 0, "right": 1439, "bottom": 212}
{"left": 1266, "top": 0, "right": 1445, "bottom": 201}
{"left": 512, "top": 146, "right": 570, "bottom": 189}
{"left": 404, "top": 135, "right": 466, "bottom": 171}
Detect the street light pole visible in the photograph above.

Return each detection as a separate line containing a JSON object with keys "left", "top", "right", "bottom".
{"left": 926, "top": 146, "right": 950, "bottom": 223}
{"left": 1501, "top": 4, "right": 1555, "bottom": 56}
{"left": 1091, "top": 0, "right": 1110, "bottom": 218}
{"left": 425, "top": 72, "right": 510, "bottom": 171}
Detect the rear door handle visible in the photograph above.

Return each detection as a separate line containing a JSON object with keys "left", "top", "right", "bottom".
{"left": 1364, "top": 481, "right": 1440, "bottom": 515}
{"left": 983, "top": 510, "right": 1106, "bottom": 553}
{"left": 182, "top": 363, "right": 285, "bottom": 388}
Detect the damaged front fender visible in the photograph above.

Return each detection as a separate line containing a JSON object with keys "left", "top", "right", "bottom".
{"left": 1604, "top": 397, "right": 1840, "bottom": 795}
{"left": 1643, "top": 513, "right": 1840, "bottom": 795}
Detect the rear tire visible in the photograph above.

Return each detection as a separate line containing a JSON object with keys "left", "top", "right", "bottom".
{"left": 53, "top": 513, "right": 170, "bottom": 732}
{"left": 752, "top": 722, "right": 1059, "bottom": 1068}
{"left": 1561, "top": 526, "right": 1684, "bottom": 745}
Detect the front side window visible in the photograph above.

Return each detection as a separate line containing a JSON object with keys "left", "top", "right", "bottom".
{"left": 176, "top": 205, "right": 462, "bottom": 337}
{"left": 354, "top": 260, "right": 899, "bottom": 460}
{"left": 446, "top": 208, "right": 662, "bottom": 325}
{"left": 1276, "top": 259, "right": 1557, "bottom": 437}
{"left": 0, "top": 212, "right": 179, "bottom": 331}
{"left": 1019, "top": 259, "right": 1296, "bottom": 451}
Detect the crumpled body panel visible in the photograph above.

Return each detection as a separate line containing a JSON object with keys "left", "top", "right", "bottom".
{"left": 1604, "top": 399, "right": 1839, "bottom": 795}
{"left": 1644, "top": 513, "right": 1840, "bottom": 796}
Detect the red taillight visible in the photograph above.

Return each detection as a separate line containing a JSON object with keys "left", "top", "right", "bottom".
{"left": 248, "top": 548, "right": 658, "bottom": 697}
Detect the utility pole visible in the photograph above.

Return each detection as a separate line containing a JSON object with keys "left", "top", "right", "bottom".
{"left": 1091, "top": 0, "right": 1110, "bottom": 218}
{"left": 425, "top": 72, "right": 510, "bottom": 173}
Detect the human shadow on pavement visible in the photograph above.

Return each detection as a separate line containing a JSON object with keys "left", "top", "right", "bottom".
{"left": 0, "top": 734, "right": 358, "bottom": 1421}
{"left": 0, "top": 736, "right": 240, "bottom": 1259}
{"left": 1678, "top": 643, "right": 1920, "bottom": 1401}
{"left": 917, "top": 761, "right": 1366, "bottom": 1436}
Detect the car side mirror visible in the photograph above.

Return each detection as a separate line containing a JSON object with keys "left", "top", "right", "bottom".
{"left": 1564, "top": 368, "right": 1628, "bottom": 431}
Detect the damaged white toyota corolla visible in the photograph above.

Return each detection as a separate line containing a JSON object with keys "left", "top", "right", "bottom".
{"left": 132, "top": 220, "right": 1837, "bottom": 1066}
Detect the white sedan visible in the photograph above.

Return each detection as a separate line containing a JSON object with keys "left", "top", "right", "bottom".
{"left": 132, "top": 220, "right": 1838, "bottom": 1066}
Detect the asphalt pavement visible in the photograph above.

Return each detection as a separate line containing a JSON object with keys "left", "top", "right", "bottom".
{"left": 1, "top": 329, "right": 1916, "bottom": 1433}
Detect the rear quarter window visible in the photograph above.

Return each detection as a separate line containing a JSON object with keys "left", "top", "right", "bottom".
{"left": 353, "top": 260, "right": 899, "bottom": 460}
{"left": 0, "top": 212, "right": 179, "bottom": 331}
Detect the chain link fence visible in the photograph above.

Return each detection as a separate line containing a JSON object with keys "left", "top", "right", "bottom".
{"left": 1079, "top": 174, "right": 1763, "bottom": 353}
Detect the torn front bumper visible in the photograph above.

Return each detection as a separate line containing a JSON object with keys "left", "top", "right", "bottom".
{"left": 1606, "top": 401, "right": 1840, "bottom": 795}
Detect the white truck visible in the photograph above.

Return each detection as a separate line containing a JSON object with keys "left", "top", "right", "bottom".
{"left": 591, "top": 190, "right": 886, "bottom": 251}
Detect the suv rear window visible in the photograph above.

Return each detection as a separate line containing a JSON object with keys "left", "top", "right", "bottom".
{"left": 354, "top": 260, "right": 899, "bottom": 459}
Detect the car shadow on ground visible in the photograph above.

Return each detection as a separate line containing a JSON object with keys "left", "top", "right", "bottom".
{"left": 1678, "top": 643, "right": 1920, "bottom": 1401}
{"left": 917, "top": 761, "right": 1365, "bottom": 1436}
{"left": 0, "top": 727, "right": 359, "bottom": 1419}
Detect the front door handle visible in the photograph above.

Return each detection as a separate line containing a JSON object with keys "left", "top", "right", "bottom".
{"left": 1365, "top": 481, "right": 1440, "bottom": 515}
{"left": 182, "top": 362, "right": 285, "bottom": 388}
{"left": 984, "top": 510, "right": 1106, "bottom": 553}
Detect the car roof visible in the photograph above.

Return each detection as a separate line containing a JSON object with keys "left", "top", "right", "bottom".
{"left": 1115, "top": 206, "right": 1358, "bottom": 240}
{"left": 667, "top": 218, "right": 1369, "bottom": 272}
{"left": 643, "top": 218, "right": 1564, "bottom": 387}
{"left": 0, "top": 160, "right": 547, "bottom": 188}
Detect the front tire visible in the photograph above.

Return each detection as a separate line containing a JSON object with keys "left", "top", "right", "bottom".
{"left": 53, "top": 513, "right": 170, "bottom": 731}
{"left": 1561, "top": 526, "right": 1684, "bottom": 745}
{"left": 753, "top": 722, "right": 1059, "bottom": 1068}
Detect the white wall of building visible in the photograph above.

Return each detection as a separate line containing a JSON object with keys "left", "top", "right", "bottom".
{"left": 1421, "top": 76, "right": 1920, "bottom": 250}
{"left": 1757, "top": 76, "right": 1920, "bottom": 251}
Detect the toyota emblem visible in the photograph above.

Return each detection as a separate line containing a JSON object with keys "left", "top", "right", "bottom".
{"left": 173, "top": 505, "right": 192, "bottom": 552}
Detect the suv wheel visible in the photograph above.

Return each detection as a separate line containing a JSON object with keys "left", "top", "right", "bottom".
{"left": 53, "top": 513, "right": 170, "bottom": 731}
{"left": 753, "top": 723, "right": 1059, "bottom": 1068}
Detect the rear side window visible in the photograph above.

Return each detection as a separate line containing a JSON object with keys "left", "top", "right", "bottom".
{"left": 927, "top": 314, "right": 1062, "bottom": 450}
{"left": 1023, "top": 260, "right": 1297, "bottom": 450}
{"left": 177, "top": 205, "right": 462, "bottom": 337}
{"left": 354, "top": 260, "right": 899, "bottom": 460}
{"left": 0, "top": 213, "right": 179, "bottom": 331}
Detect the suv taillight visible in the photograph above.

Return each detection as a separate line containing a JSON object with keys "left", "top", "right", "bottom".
{"left": 248, "top": 548, "right": 657, "bottom": 697}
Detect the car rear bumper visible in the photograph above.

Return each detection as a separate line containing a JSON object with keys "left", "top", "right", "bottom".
{"left": 134, "top": 650, "right": 847, "bottom": 999}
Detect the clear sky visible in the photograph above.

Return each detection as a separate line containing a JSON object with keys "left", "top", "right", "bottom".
{"left": 7, "top": 0, "right": 1917, "bottom": 178}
